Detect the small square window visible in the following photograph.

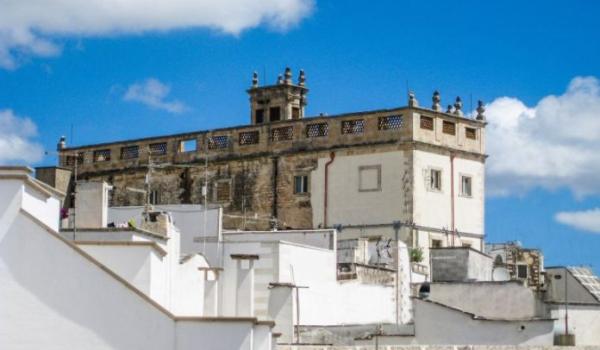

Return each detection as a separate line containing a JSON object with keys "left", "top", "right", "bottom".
{"left": 294, "top": 175, "right": 309, "bottom": 194}
{"left": 465, "top": 127, "right": 477, "bottom": 140}
{"left": 149, "top": 142, "right": 168, "bottom": 156}
{"left": 120, "top": 145, "right": 139, "bottom": 160}
{"left": 359, "top": 165, "right": 382, "bottom": 192}
{"left": 420, "top": 116, "right": 434, "bottom": 130}
{"left": 179, "top": 139, "right": 197, "bottom": 153}
{"left": 460, "top": 175, "right": 472, "bottom": 197}
{"left": 431, "top": 239, "right": 442, "bottom": 248}
{"left": 215, "top": 181, "right": 231, "bottom": 202}
{"left": 93, "top": 149, "right": 111, "bottom": 162}
{"left": 270, "top": 107, "right": 281, "bottom": 122}
{"left": 442, "top": 121, "right": 456, "bottom": 135}
{"left": 429, "top": 169, "right": 442, "bottom": 191}
{"left": 517, "top": 265, "right": 528, "bottom": 279}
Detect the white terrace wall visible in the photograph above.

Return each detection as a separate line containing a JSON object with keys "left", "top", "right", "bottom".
{"left": 549, "top": 304, "right": 600, "bottom": 346}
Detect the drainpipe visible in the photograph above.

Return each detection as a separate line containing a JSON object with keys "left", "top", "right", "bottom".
{"left": 272, "top": 157, "right": 279, "bottom": 228}
{"left": 323, "top": 152, "right": 336, "bottom": 228}
{"left": 450, "top": 153, "right": 456, "bottom": 246}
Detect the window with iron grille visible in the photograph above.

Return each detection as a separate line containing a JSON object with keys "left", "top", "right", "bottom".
{"left": 64, "top": 152, "right": 84, "bottom": 166}
{"left": 149, "top": 190, "right": 161, "bottom": 205}
{"left": 93, "top": 149, "right": 111, "bottom": 162}
{"left": 271, "top": 126, "right": 294, "bottom": 142}
{"left": 120, "top": 145, "right": 139, "bottom": 160}
{"left": 215, "top": 181, "right": 231, "bottom": 202}
{"left": 420, "top": 116, "right": 434, "bottom": 130}
{"left": 465, "top": 127, "right": 477, "bottom": 140}
{"left": 342, "top": 119, "right": 365, "bottom": 134}
{"left": 442, "top": 121, "right": 456, "bottom": 135}
{"left": 378, "top": 115, "right": 403, "bottom": 130}
{"left": 149, "top": 142, "right": 167, "bottom": 156}
{"left": 208, "top": 135, "right": 229, "bottom": 150}
{"left": 239, "top": 131, "right": 259, "bottom": 146}
{"left": 306, "top": 122, "right": 328, "bottom": 138}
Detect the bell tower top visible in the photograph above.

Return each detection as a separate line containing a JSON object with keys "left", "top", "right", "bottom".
{"left": 247, "top": 67, "right": 308, "bottom": 125}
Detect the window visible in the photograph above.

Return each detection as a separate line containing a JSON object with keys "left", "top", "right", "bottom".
{"left": 342, "top": 119, "right": 365, "bottom": 134}
{"left": 294, "top": 175, "right": 309, "bottom": 194}
{"left": 431, "top": 239, "right": 442, "bottom": 248}
{"left": 179, "top": 139, "right": 197, "bottom": 153}
{"left": 255, "top": 109, "right": 264, "bottom": 124}
{"left": 292, "top": 107, "right": 300, "bottom": 120}
{"left": 359, "top": 165, "right": 382, "bottom": 192}
{"left": 306, "top": 122, "right": 328, "bottom": 138}
{"left": 149, "top": 142, "right": 167, "bottom": 156}
{"left": 93, "top": 149, "right": 111, "bottom": 162}
{"left": 239, "top": 131, "right": 260, "bottom": 145}
{"left": 149, "top": 190, "right": 161, "bottom": 205}
{"left": 215, "top": 181, "right": 231, "bottom": 202}
{"left": 378, "top": 115, "right": 403, "bottom": 130}
{"left": 465, "top": 127, "right": 477, "bottom": 140}
{"left": 64, "top": 152, "right": 84, "bottom": 166}
{"left": 269, "top": 107, "right": 281, "bottom": 122}
{"left": 271, "top": 126, "right": 294, "bottom": 142}
{"left": 208, "top": 135, "right": 229, "bottom": 150}
{"left": 120, "top": 145, "right": 139, "bottom": 160}
{"left": 517, "top": 265, "right": 528, "bottom": 279}
{"left": 460, "top": 175, "right": 472, "bottom": 197}
{"left": 429, "top": 169, "right": 442, "bottom": 191}
{"left": 420, "top": 116, "right": 434, "bottom": 130}
{"left": 442, "top": 121, "right": 456, "bottom": 135}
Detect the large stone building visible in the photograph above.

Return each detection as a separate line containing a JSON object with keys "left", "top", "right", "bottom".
{"left": 52, "top": 68, "right": 487, "bottom": 261}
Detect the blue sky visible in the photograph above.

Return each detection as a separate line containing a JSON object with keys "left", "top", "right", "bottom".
{"left": 1, "top": 0, "right": 599, "bottom": 271}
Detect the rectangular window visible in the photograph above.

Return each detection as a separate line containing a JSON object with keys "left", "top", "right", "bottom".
{"left": 208, "top": 135, "right": 229, "bottom": 150}
{"left": 239, "top": 131, "right": 259, "bottom": 146}
{"left": 271, "top": 126, "right": 294, "bottom": 142}
{"left": 269, "top": 107, "right": 281, "bottom": 122}
{"left": 64, "top": 152, "right": 84, "bottom": 166}
{"left": 429, "top": 169, "right": 442, "bottom": 191}
{"left": 255, "top": 109, "right": 264, "bottom": 124}
{"left": 149, "top": 142, "right": 167, "bottom": 156}
{"left": 442, "top": 121, "right": 456, "bottom": 135}
{"left": 341, "top": 119, "right": 365, "bottom": 135}
{"left": 465, "top": 127, "right": 477, "bottom": 140}
{"left": 149, "top": 190, "right": 161, "bottom": 205}
{"left": 461, "top": 175, "right": 472, "bottom": 197}
{"left": 179, "top": 139, "right": 197, "bottom": 153}
{"left": 306, "top": 122, "right": 328, "bottom": 138}
{"left": 120, "top": 145, "right": 139, "bottom": 160}
{"left": 215, "top": 181, "right": 231, "bottom": 202}
{"left": 431, "top": 239, "right": 442, "bottom": 248}
{"left": 517, "top": 265, "right": 528, "bottom": 279}
{"left": 294, "top": 175, "right": 309, "bottom": 194}
{"left": 420, "top": 116, "right": 434, "bottom": 130}
{"left": 93, "top": 149, "right": 111, "bottom": 162}
{"left": 378, "top": 115, "right": 403, "bottom": 130}
{"left": 292, "top": 107, "right": 300, "bottom": 120}
{"left": 359, "top": 165, "right": 382, "bottom": 192}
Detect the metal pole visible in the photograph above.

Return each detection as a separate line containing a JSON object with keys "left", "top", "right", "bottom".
{"left": 565, "top": 269, "right": 569, "bottom": 336}
{"left": 72, "top": 153, "right": 78, "bottom": 240}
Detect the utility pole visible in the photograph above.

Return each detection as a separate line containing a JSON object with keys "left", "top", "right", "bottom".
{"left": 293, "top": 285, "right": 309, "bottom": 344}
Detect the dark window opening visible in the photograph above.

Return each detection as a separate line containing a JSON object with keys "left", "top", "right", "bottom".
{"left": 255, "top": 109, "right": 264, "bottom": 124}
{"left": 269, "top": 107, "right": 281, "bottom": 122}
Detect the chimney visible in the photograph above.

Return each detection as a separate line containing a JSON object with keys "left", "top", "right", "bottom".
{"left": 74, "top": 181, "right": 113, "bottom": 228}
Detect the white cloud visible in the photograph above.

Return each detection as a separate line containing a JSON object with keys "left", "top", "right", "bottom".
{"left": 123, "top": 78, "right": 188, "bottom": 114}
{"left": 486, "top": 76, "right": 600, "bottom": 197}
{"left": 0, "top": 109, "right": 44, "bottom": 164}
{"left": 555, "top": 209, "right": 600, "bottom": 234}
{"left": 0, "top": 0, "right": 314, "bottom": 69}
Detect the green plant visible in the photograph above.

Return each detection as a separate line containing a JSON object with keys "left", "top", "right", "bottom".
{"left": 410, "top": 247, "right": 424, "bottom": 263}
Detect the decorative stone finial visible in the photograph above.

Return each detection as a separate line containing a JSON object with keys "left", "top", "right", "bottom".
{"left": 476, "top": 100, "right": 486, "bottom": 121}
{"left": 284, "top": 67, "right": 292, "bottom": 84}
{"left": 252, "top": 71, "right": 258, "bottom": 87}
{"left": 432, "top": 90, "right": 441, "bottom": 111}
{"left": 408, "top": 92, "right": 419, "bottom": 107}
{"left": 277, "top": 74, "right": 284, "bottom": 85}
{"left": 57, "top": 136, "right": 66, "bottom": 151}
{"left": 298, "top": 69, "right": 306, "bottom": 86}
{"left": 453, "top": 96, "right": 463, "bottom": 116}
{"left": 446, "top": 105, "right": 453, "bottom": 113}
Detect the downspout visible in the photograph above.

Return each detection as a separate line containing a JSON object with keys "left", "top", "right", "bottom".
{"left": 450, "top": 153, "right": 456, "bottom": 247}
{"left": 272, "top": 157, "right": 279, "bottom": 228}
{"left": 323, "top": 152, "right": 336, "bottom": 228}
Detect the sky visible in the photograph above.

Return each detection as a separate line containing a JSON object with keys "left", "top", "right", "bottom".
{"left": 1, "top": 0, "right": 599, "bottom": 272}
